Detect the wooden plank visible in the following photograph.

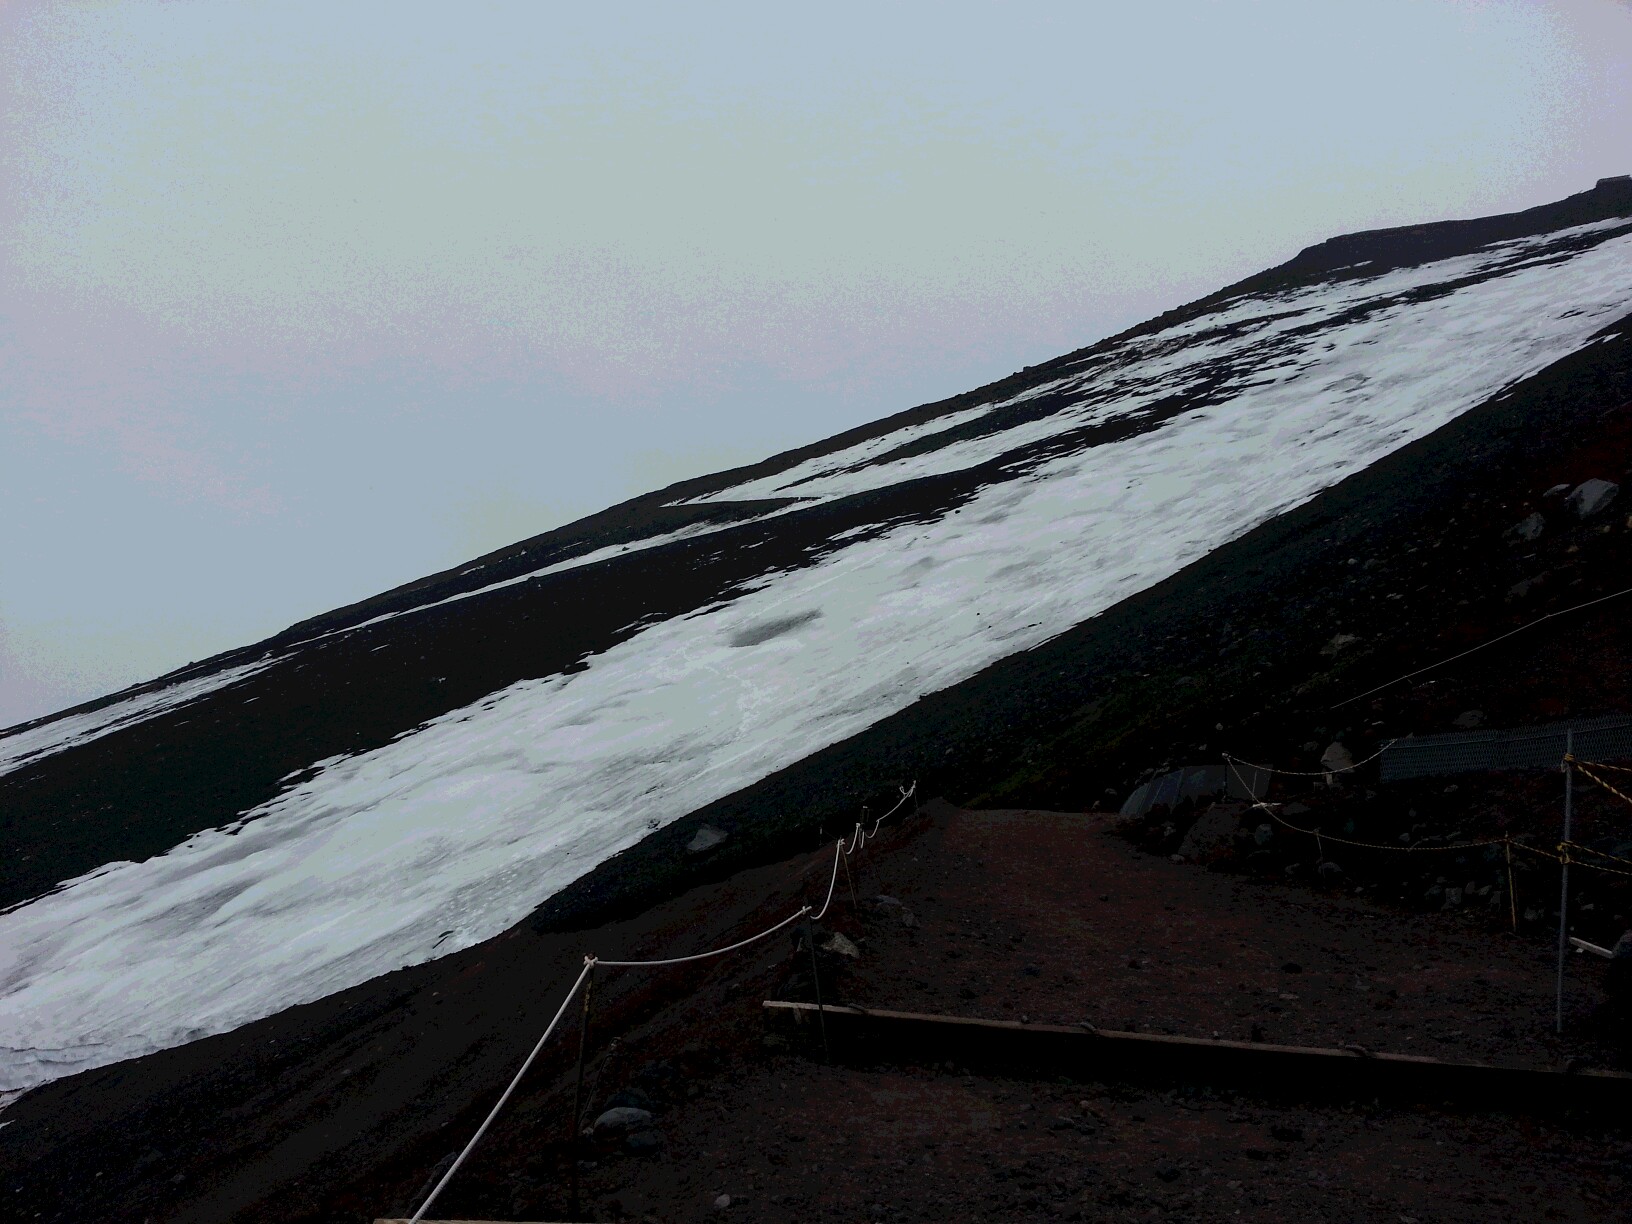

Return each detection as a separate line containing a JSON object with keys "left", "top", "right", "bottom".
{"left": 763, "top": 1000, "right": 1632, "bottom": 1114}
{"left": 1570, "top": 936, "right": 1615, "bottom": 959}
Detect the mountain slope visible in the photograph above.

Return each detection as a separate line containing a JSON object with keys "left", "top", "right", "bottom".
{"left": 4, "top": 181, "right": 1632, "bottom": 1099}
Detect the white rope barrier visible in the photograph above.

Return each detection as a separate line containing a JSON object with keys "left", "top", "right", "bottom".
{"left": 409, "top": 957, "right": 596, "bottom": 1223}
{"left": 596, "top": 905, "right": 812, "bottom": 969}
{"left": 405, "top": 781, "right": 915, "bottom": 1217}
{"left": 1223, "top": 742, "right": 1397, "bottom": 778}
{"left": 1332, "top": 582, "right": 1632, "bottom": 709}
{"left": 810, "top": 841, "right": 845, "bottom": 923}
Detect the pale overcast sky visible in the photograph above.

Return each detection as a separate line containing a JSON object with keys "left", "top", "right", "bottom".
{"left": 2, "top": 0, "right": 1629, "bottom": 727}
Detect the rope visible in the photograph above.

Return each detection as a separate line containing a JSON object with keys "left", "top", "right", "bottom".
{"left": 1223, "top": 759, "right": 1632, "bottom": 879}
{"left": 1572, "top": 759, "right": 1632, "bottom": 811}
{"left": 1223, "top": 743, "right": 1396, "bottom": 778}
{"left": 810, "top": 841, "right": 845, "bottom": 922}
{"left": 594, "top": 905, "right": 814, "bottom": 968}
{"left": 1224, "top": 758, "right": 1507, "bottom": 853}
{"left": 1576, "top": 758, "right": 1632, "bottom": 774}
{"left": 1332, "top": 582, "right": 1632, "bottom": 709}
{"left": 406, "top": 778, "right": 917, "bottom": 1216}
{"left": 409, "top": 957, "right": 595, "bottom": 1223}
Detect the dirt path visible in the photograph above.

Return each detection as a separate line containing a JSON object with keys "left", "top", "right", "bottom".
{"left": 510, "top": 804, "right": 1627, "bottom": 1224}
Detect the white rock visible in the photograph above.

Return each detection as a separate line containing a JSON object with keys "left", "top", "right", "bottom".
{"left": 1566, "top": 478, "right": 1619, "bottom": 519}
{"left": 821, "top": 931, "right": 861, "bottom": 958}
{"left": 686, "top": 825, "right": 728, "bottom": 854}
{"left": 1319, "top": 742, "right": 1355, "bottom": 772}
{"left": 593, "top": 1106, "right": 654, "bottom": 1134}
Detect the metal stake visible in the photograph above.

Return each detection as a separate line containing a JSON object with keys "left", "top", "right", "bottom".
{"left": 1556, "top": 732, "right": 1573, "bottom": 1035}
{"left": 1505, "top": 836, "right": 1518, "bottom": 934}
{"left": 804, "top": 916, "right": 830, "bottom": 1060}
{"left": 568, "top": 960, "right": 597, "bottom": 1218}
{"left": 841, "top": 845, "right": 861, "bottom": 916}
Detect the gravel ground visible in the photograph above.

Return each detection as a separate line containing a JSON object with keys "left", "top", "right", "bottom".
{"left": 475, "top": 803, "right": 1629, "bottom": 1224}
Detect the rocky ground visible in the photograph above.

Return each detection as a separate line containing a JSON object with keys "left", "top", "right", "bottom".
{"left": 382, "top": 803, "right": 1630, "bottom": 1224}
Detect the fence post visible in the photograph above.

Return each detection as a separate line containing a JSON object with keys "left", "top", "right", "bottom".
{"left": 568, "top": 961, "right": 597, "bottom": 1219}
{"left": 1504, "top": 836, "right": 1518, "bottom": 934}
{"left": 1555, "top": 732, "right": 1574, "bottom": 1035}
{"left": 841, "top": 846, "right": 861, "bottom": 916}
{"left": 804, "top": 916, "right": 830, "bottom": 1060}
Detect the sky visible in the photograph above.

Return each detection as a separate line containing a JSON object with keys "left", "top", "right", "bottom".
{"left": 1, "top": 1, "right": 1629, "bottom": 729}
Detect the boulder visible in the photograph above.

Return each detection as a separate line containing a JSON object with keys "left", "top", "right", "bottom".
{"left": 605, "top": 1087, "right": 655, "bottom": 1113}
{"left": 1507, "top": 512, "right": 1545, "bottom": 542}
{"left": 1177, "top": 803, "right": 1245, "bottom": 859}
{"left": 625, "top": 1129, "right": 665, "bottom": 1155}
{"left": 1451, "top": 710, "right": 1486, "bottom": 729}
{"left": 593, "top": 1106, "right": 655, "bottom": 1136}
{"left": 821, "top": 931, "right": 861, "bottom": 959}
{"left": 1319, "top": 742, "right": 1354, "bottom": 773}
{"left": 1544, "top": 482, "right": 1570, "bottom": 499}
{"left": 1566, "top": 479, "right": 1619, "bottom": 519}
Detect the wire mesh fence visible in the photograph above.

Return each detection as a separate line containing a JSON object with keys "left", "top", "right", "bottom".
{"left": 1378, "top": 715, "right": 1632, "bottom": 782}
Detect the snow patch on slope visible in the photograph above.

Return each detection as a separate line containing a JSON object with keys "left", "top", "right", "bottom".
{"left": 0, "top": 658, "right": 279, "bottom": 779}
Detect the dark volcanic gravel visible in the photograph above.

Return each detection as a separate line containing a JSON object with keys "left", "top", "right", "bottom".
{"left": 391, "top": 804, "right": 1627, "bottom": 1224}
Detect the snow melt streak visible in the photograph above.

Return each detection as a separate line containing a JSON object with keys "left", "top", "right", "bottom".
{"left": 3, "top": 223, "right": 1631, "bottom": 1092}
{"left": 0, "top": 658, "right": 278, "bottom": 779}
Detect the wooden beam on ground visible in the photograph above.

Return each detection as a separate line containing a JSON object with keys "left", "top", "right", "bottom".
{"left": 763, "top": 1000, "right": 1632, "bottom": 1115}
{"left": 375, "top": 1219, "right": 581, "bottom": 1223}
{"left": 1570, "top": 936, "right": 1615, "bottom": 959}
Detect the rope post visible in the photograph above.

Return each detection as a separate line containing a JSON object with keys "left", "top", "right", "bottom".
{"left": 841, "top": 844, "right": 861, "bottom": 916}
{"left": 1505, "top": 836, "right": 1518, "bottom": 934}
{"left": 568, "top": 959, "right": 598, "bottom": 1219}
{"left": 804, "top": 915, "right": 830, "bottom": 1061}
{"left": 1556, "top": 734, "right": 1574, "bottom": 1035}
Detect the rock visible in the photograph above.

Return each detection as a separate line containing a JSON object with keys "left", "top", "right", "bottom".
{"left": 714, "top": 1193, "right": 733, "bottom": 1210}
{"left": 870, "top": 894, "right": 902, "bottom": 909}
{"left": 1154, "top": 1162, "right": 1182, "bottom": 1182}
{"left": 1254, "top": 823, "right": 1273, "bottom": 846}
{"left": 1321, "top": 633, "right": 1361, "bottom": 655}
{"left": 1319, "top": 742, "right": 1355, "bottom": 773}
{"left": 686, "top": 825, "right": 728, "bottom": 854}
{"left": 1507, "top": 512, "right": 1545, "bottom": 542}
{"left": 1177, "top": 803, "right": 1245, "bottom": 859}
{"left": 625, "top": 1129, "right": 665, "bottom": 1155}
{"left": 1451, "top": 709, "right": 1486, "bottom": 729}
{"left": 1566, "top": 479, "right": 1619, "bottom": 519}
{"left": 593, "top": 1106, "right": 655, "bottom": 1135}
{"left": 605, "top": 1087, "right": 655, "bottom": 1113}
{"left": 900, "top": 909, "right": 919, "bottom": 929}
{"left": 1317, "top": 860, "right": 1344, "bottom": 883}
{"left": 1544, "top": 482, "right": 1570, "bottom": 499}
{"left": 1442, "top": 886, "right": 1464, "bottom": 910}
{"left": 821, "top": 931, "right": 861, "bottom": 959}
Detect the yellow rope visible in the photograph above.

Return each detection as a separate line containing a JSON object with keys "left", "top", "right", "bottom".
{"left": 1574, "top": 757, "right": 1632, "bottom": 774}
{"left": 1572, "top": 758, "right": 1632, "bottom": 811}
